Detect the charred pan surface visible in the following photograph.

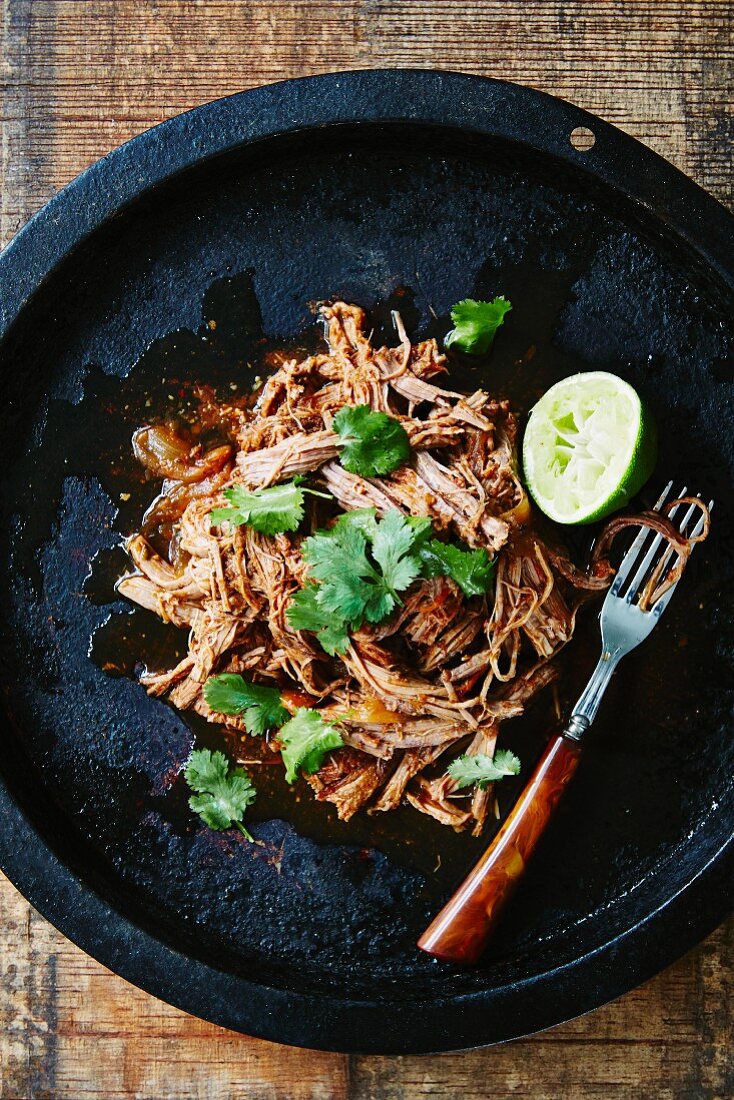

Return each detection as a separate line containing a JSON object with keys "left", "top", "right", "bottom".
{"left": 0, "top": 76, "right": 731, "bottom": 1048}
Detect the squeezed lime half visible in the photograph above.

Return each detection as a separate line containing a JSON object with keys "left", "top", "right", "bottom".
{"left": 522, "top": 371, "right": 657, "bottom": 525}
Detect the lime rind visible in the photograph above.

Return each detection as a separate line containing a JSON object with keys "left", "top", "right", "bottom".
{"left": 522, "top": 371, "right": 657, "bottom": 525}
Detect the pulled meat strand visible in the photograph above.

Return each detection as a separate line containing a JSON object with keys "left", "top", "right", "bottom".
{"left": 591, "top": 498, "right": 710, "bottom": 610}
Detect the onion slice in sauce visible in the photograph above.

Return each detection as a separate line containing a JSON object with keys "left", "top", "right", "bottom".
{"left": 132, "top": 425, "right": 232, "bottom": 483}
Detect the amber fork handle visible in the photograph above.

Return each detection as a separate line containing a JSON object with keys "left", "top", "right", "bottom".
{"left": 416, "top": 728, "right": 584, "bottom": 964}
{"left": 418, "top": 485, "right": 711, "bottom": 965}
{"left": 417, "top": 646, "right": 625, "bottom": 966}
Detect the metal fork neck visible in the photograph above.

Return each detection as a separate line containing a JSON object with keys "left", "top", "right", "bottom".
{"left": 564, "top": 648, "right": 623, "bottom": 742}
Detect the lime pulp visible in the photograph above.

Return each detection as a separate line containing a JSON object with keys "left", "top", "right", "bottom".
{"left": 521, "top": 371, "right": 657, "bottom": 525}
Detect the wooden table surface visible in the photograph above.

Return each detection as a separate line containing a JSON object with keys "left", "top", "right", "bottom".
{"left": 1, "top": 3, "right": 732, "bottom": 1097}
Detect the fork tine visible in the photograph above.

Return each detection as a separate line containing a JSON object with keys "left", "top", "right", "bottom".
{"left": 610, "top": 525, "right": 658, "bottom": 596}
{"left": 623, "top": 490, "right": 691, "bottom": 604}
{"left": 650, "top": 498, "right": 713, "bottom": 618}
{"left": 635, "top": 495, "right": 702, "bottom": 603}
{"left": 609, "top": 480, "right": 674, "bottom": 595}
{"left": 685, "top": 501, "right": 713, "bottom": 543}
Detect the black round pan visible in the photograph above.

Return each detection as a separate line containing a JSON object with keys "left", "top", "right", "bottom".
{"left": 0, "top": 70, "right": 732, "bottom": 1054}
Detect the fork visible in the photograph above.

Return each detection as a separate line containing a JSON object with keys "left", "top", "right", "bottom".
{"left": 418, "top": 482, "right": 712, "bottom": 965}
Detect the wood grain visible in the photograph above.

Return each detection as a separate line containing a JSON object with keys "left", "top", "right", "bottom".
{"left": 1, "top": 2, "right": 732, "bottom": 1097}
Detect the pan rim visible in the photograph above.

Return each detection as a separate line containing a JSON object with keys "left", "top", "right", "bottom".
{"left": 0, "top": 68, "right": 732, "bottom": 1054}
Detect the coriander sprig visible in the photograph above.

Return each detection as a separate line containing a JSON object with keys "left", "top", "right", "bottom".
{"left": 287, "top": 508, "right": 495, "bottom": 655}
{"left": 445, "top": 297, "right": 512, "bottom": 355}
{"left": 203, "top": 673, "right": 289, "bottom": 734}
{"left": 333, "top": 404, "right": 411, "bottom": 477}
{"left": 447, "top": 749, "right": 521, "bottom": 790}
{"left": 287, "top": 510, "right": 422, "bottom": 655}
{"left": 418, "top": 538, "right": 496, "bottom": 598}
{"left": 184, "top": 748, "right": 257, "bottom": 840}
{"left": 199, "top": 677, "right": 346, "bottom": 787}
{"left": 210, "top": 477, "right": 330, "bottom": 536}
{"left": 276, "top": 709, "right": 345, "bottom": 785}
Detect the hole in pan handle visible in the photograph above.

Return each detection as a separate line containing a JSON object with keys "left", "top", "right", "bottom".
{"left": 570, "top": 126, "right": 596, "bottom": 152}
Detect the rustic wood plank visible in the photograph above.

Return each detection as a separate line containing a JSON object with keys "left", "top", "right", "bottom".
{"left": 1, "top": 1, "right": 732, "bottom": 1097}
{"left": 0, "top": 882, "right": 58, "bottom": 1098}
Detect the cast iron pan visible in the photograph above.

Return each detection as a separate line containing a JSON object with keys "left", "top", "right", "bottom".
{"left": 0, "top": 71, "right": 732, "bottom": 1054}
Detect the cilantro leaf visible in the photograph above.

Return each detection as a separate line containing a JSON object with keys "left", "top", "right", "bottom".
{"left": 333, "top": 405, "right": 411, "bottom": 476}
{"left": 203, "top": 673, "right": 288, "bottom": 735}
{"left": 445, "top": 297, "right": 512, "bottom": 355}
{"left": 184, "top": 748, "right": 257, "bottom": 840}
{"left": 302, "top": 522, "right": 382, "bottom": 621}
{"left": 325, "top": 510, "right": 401, "bottom": 621}
{"left": 210, "top": 477, "right": 330, "bottom": 536}
{"left": 277, "top": 708, "right": 344, "bottom": 784}
{"left": 371, "top": 510, "right": 423, "bottom": 599}
{"left": 332, "top": 507, "right": 379, "bottom": 541}
{"left": 405, "top": 514, "right": 433, "bottom": 547}
{"left": 287, "top": 584, "right": 350, "bottom": 656}
{"left": 447, "top": 749, "right": 521, "bottom": 790}
{"left": 419, "top": 538, "right": 496, "bottom": 597}
{"left": 287, "top": 509, "right": 430, "bottom": 652}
